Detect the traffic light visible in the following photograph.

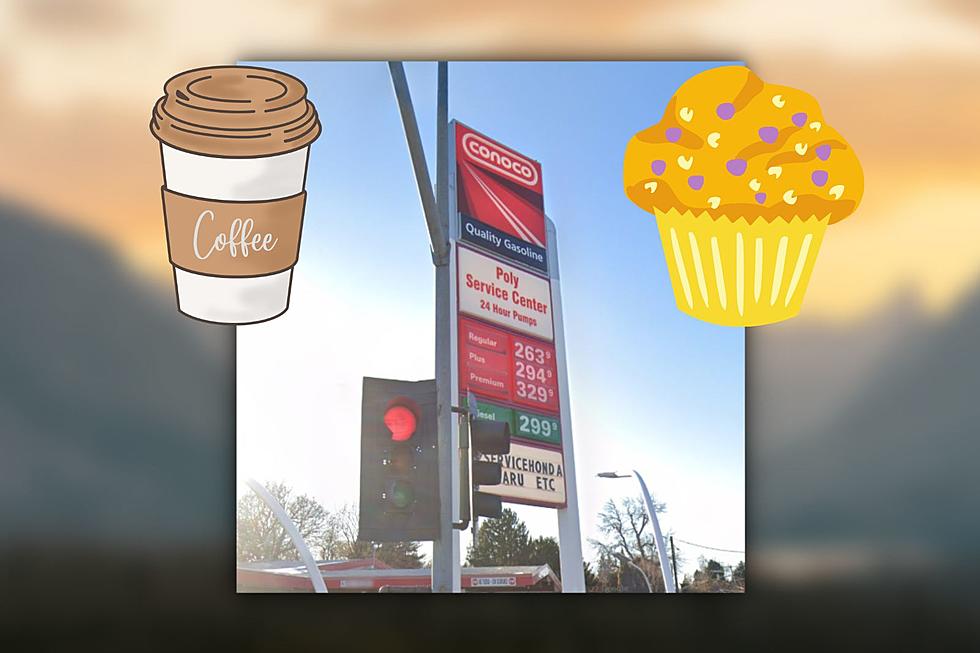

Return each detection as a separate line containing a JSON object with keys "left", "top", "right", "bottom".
{"left": 358, "top": 377, "right": 439, "bottom": 542}
{"left": 464, "top": 393, "right": 511, "bottom": 521}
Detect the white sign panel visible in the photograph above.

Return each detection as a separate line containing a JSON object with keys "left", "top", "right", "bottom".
{"left": 457, "top": 245, "right": 554, "bottom": 341}
{"left": 477, "top": 441, "right": 566, "bottom": 508}
{"left": 470, "top": 576, "right": 517, "bottom": 587}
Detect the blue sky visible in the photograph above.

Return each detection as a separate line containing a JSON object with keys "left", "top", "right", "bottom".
{"left": 237, "top": 61, "right": 745, "bottom": 579}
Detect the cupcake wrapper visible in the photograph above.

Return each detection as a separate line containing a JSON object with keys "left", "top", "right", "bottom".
{"left": 653, "top": 209, "right": 829, "bottom": 326}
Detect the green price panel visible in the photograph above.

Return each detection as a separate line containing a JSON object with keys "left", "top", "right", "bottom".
{"left": 513, "top": 408, "right": 561, "bottom": 446}
{"left": 475, "top": 401, "right": 515, "bottom": 430}
{"left": 473, "top": 399, "right": 561, "bottom": 447}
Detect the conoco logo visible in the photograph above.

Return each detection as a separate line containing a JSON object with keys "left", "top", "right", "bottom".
{"left": 462, "top": 132, "right": 539, "bottom": 188}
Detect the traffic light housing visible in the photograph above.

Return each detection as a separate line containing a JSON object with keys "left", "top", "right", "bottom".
{"left": 465, "top": 400, "right": 511, "bottom": 521}
{"left": 358, "top": 377, "right": 439, "bottom": 542}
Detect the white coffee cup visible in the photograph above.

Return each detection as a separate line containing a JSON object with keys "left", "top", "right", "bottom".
{"left": 151, "top": 66, "right": 320, "bottom": 324}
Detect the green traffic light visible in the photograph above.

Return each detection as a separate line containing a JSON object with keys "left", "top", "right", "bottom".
{"left": 389, "top": 480, "right": 415, "bottom": 510}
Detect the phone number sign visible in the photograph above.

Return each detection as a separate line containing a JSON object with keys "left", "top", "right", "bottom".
{"left": 459, "top": 316, "right": 559, "bottom": 414}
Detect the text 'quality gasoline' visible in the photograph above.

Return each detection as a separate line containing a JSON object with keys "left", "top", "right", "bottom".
{"left": 465, "top": 221, "right": 545, "bottom": 264}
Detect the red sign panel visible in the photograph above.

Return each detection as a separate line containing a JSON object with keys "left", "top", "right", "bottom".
{"left": 455, "top": 123, "right": 546, "bottom": 248}
{"left": 510, "top": 333, "right": 558, "bottom": 411}
{"left": 459, "top": 316, "right": 559, "bottom": 414}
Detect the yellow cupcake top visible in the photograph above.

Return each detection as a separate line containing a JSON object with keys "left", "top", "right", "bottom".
{"left": 624, "top": 66, "right": 863, "bottom": 224}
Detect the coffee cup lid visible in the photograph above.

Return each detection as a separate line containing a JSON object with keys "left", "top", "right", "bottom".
{"left": 150, "top": 66, "right": 320, "bottom": 158}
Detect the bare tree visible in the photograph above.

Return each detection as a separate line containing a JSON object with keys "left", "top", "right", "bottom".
{"left": 593, "top": 496, "right": 665, "bottom": 560}
{"left": 317, "top": 503, "right": 425, "bottom": 568}
{"left": 589, "top": 496, "right": 673, "bottom": 592}
{"left": 322, "top": 503, "right": 372, "bottom": 560}
{"left": 236, "top": 481, "right": 328, "bottom": 563}
{"left": 317, "top": 504, "right": 350, "bottom": 560}
{"left": 236, "top": 488, "right": 424, "bottom": 568}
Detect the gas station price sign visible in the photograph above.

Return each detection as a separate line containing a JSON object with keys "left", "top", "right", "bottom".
{"left": 512, "top": 334, "right": 557, "bottom": 408}
{"left": 513, "top": 409, "right": 560, "bottom": 446}
{"left": 474, "top": 399, "right": 561, "bottom": 447}
{"left": 459, "top": 316, "right": 559, "bottom": 414}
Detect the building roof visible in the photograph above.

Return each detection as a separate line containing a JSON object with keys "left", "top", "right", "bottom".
{"left": 236, "top": 558, "right": 561, "bottom": 592}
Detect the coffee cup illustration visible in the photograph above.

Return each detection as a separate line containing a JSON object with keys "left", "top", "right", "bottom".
{"left": 150, "top": 66, "right": 320, "bottom": 324}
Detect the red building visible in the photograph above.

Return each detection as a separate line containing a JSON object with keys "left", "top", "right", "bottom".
{"left": 237, "top": 558, "right": 561, "bottom": 592}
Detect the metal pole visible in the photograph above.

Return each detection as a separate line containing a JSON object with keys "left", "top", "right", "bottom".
{"left": 387, "top": 61, "right": 458, "bottom": 592}
{"left": 632, "top": 470, "right": 677, "bottom": 593}
{"left": 245, "top": 479, "right": 326, "bottom": 593}
{"left": 436, "top": 62, "right": 449, "bottom": 238}
{"left": 670, "top": 535, "right": 680, "bottom": 592}
{"left": 547, "top": 216, "right": 586, "bottom": 593}
{"left": 434, "top": 61, "right": 460, "bottom": 592}
{"left": 388, "top": 62, "right": 450, "bottom": 266}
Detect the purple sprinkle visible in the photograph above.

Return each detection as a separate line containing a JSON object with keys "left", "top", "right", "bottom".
{"left": 755, "top": 192, "right": 767, "bottom": 204}
{"left": 815, "top": 144, "right": 832, "bottom": 160}
{"left": 726, "top": 158, "right": 747, "bottom": 176}
{"left": 650, "top": 159, "right": 666, "bottom": 175}
{"left": 688, "top": 175, "right": 704, "bottom": 190}
{"left": 666, "top": 127, "right": 682, "bottom": 142}
{"left": 811, "top": 170, "right": 829, "bottom": 187}
{"left": 792, "top": 112, "right": 807, "bottom": 127}
{"left": 716, "top": 102, "right": 736, "bottom": 120}
{"left": 758, "top": 126, "right": 779, "bottom": 144}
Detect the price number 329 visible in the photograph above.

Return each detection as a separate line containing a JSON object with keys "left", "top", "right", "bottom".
{"left": 516, "top": 379, "right": 551, "bottom": 404}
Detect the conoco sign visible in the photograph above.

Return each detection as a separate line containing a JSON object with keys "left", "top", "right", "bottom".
{"left": 454, "top": 122, "right": 547, "bottom": 260}
{"left": 460, "top": 131, "right": 540, "bottom": 189}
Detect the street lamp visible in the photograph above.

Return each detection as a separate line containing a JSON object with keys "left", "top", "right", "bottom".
{"left": 596, "top": 470, "right": 677, "bottom": 593}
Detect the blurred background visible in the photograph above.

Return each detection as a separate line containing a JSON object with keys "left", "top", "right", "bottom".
{"left": 1, "top": 0, "right": 979, "bottom": 646}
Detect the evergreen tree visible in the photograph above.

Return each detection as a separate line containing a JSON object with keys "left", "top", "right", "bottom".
{"left": 583, "top": 561, "right": 600, "bottom": 592}
{"left": 374, "top": 541, "right": 425, "bottom": 569}
{"left": 682, "top": 557, "right": 744, "bottom": 593}
{"left": 466, "top": 509, "right": 532, "bottom": 567}
{"left": 733, "top": 560, "right": 745, "bottom": 584}
{"left": 529, "top": 536, "right": 561, "bottom": 577}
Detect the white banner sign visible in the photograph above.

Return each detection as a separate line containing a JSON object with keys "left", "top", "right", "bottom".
{"left": 477, "top": 441, "right": 566, "bottom": 508}
{"left": 457, "top": 245, "right": 554, "bottom": 341}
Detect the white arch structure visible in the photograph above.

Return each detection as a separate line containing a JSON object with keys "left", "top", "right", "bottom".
{"left": 633, "top": 470, "right": 677, "bottom": 593}
{"left": 245, "top": 478, "right": 327, "bottom": 593}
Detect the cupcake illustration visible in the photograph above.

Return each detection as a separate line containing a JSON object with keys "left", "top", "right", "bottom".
{"left": 624, "top": 66, "right": 863, "bottom": 326}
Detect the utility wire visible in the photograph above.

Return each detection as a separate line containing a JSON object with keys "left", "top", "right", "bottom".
{"left": 674, "top": 538, "right": 745, "bottom": 554}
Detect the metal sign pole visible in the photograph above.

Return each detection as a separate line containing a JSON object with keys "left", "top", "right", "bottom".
{"left": 546, "top": 217, "right": 586, "bottom": 592}
{"left": 388, "top": 61, "right": 459, "bottom": 592}
{"left": 670, "top": 535, "right": 679, "bottom": 591}
{"left": 434, "top": 61, "right": 461, "bottom": 592}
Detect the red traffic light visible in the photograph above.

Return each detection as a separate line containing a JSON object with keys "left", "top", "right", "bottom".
{"left": 384, "top": 404, "right": 418, "bottom": 442}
